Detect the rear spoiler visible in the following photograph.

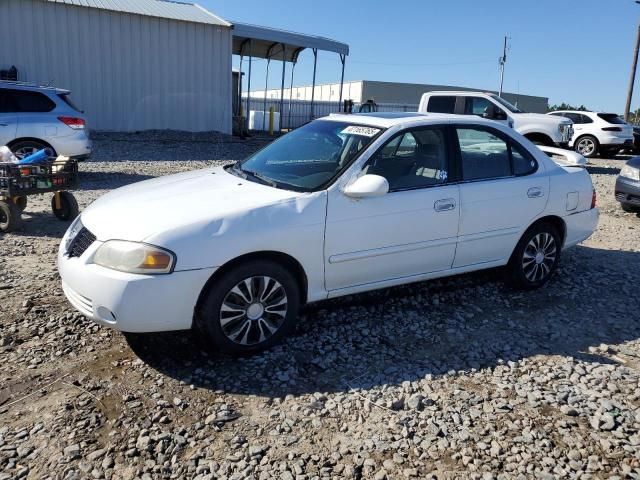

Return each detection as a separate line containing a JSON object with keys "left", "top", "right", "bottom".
{"left": 537, "top": 146, "right": 587, "bottom": 167}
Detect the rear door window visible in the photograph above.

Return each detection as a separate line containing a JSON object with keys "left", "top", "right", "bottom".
{"left": 427, "top": 96, "right": 456, "bottom": 114}
{"left": 456, "top": 127, "right": 537, "bottom": 181}
{"left": 4, "top": 89, "right": 56, "bottom": 113}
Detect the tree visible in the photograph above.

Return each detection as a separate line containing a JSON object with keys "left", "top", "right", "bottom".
{"left": 547, "top": 103, "right": 590, "bottom": 112}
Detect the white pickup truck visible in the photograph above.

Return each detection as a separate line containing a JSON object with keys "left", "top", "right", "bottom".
{"left": 418, "top": 91, "right": 573, "bottom": 148}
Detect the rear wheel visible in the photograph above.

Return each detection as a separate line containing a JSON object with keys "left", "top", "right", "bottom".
{"left": 574, "top": 135, "right": 599, "bottom": 158}
{"left": 0, "top": 200, "right": 23, "bottom": 233}
{"left": 51, "top": 191, "right": 79, "bottom": 221}
{"left": 9, "top": 140, "right": 55, "bottom": 160}
{"left": 506, "top": 223, "right": 561, "bottom": 289}
{"left": 196, "top": 260, "right": 300, "bottom": 355}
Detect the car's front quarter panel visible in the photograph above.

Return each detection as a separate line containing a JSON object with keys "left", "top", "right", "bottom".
{"left": 145, "top": 191, "right": 329, "bottom": 302}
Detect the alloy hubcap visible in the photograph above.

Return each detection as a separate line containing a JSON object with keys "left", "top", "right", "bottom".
{"left": 577, "top": 139, "right": 594, "bottom": 155}
{"left": 522, "top": 232, "right": 557, "bottom": 282}
{"left": 13, "top": 147, "right": 38, "bottom": 159}
{"left": 219, "top": 276, "right": 288, "bottom": 346}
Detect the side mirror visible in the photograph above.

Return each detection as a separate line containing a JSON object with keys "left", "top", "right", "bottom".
{"left": 494, "top": 108, "right": 508, "bottom": 121}
{"left": 343, "top": 174, "right": 389, "bottom": 198}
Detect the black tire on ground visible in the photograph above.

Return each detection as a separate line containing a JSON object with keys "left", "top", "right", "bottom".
{"left": 9, "top": 139, "right": 55, "bottom": 160}
{"left": 0, "top": 200, "right": 23, "bottom": 233}
{"left": 51, "top": 191, "right": 79, "bottom": 221}
{"left": 621, "top": 203, "right": 639, "bottom": 213}
{"left": 574, "top": 135, "right": 599, "bottom": 158}
{"left": 506, "top": 222, "right": 562, "bottom": 290}
{"left": 196, "top": 260, "right": 301, "bottom": 355}
{"left": 13, "top": 196, "right": 27, "bottom": 212}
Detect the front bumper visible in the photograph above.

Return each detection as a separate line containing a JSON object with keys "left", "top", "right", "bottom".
{"left": 562, "top": 208, "right": 599, "bottom": 249}
{"left": 615, "top": 175, "right": 640, "bottom": 208}
{"left": 58, "top": 240, "right": 215, "bottom": 332}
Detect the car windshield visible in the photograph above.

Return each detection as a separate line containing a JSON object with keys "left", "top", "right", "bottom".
{"left": 232, "top": 120, "right": 383, "bottom": 191}
{"left": 598, "top": 113, "right": 626, "bottom": 125}
{"left": 490, "top": 94, "right": 524, "bottom": 113}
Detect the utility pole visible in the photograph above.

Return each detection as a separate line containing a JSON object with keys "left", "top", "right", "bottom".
{"left": 624, "top": 1, "right": 640, "bottom": 121}
{"left": 498, "top": 36, "right": 508, "bottom": 98}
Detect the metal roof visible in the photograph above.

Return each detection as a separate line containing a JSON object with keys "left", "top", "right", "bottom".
{"left": 232, "top": 22, "right": 349, "bottom": 62}
{"left": 43, "top": 0, "right": 231, "bottom": 27}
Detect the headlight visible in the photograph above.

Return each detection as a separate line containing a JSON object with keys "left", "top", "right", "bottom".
{"left": 93, "top": 240, "right": 175, "bottom": 274}
{"left": 621, "top": 164, "right": 640, "bottom": 181}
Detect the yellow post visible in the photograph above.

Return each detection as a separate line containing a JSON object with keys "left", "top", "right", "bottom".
{"left": 269, "top": 106, "right": 274, "bottom": 136}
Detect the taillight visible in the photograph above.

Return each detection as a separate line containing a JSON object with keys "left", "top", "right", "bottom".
{"left": 58, "top": 116, "right": 85, "bottom": 130}
{"left": 602, "top": 127, "right": 622, "bottom": 132}
{"left": 591, "top": 188, "right": 597, "bottom": 209}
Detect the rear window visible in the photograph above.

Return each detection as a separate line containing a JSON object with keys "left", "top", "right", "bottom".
{"left": 427, "top": 96, "right": 456, "bottom": 114}
{"left": 1, "top": 88, "right": 56, "bottom": 113}
{"left": 598, "top": 113, "right": 626, "bottom": 125}
{"left": 58, "top": 93, "right": 81, "bottom": 112}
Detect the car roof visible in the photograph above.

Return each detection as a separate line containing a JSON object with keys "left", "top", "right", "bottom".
{"left": 423, "top": 91, "right": 495, "bottom": 97}
{"left": 323, "top": 112, "right": 499, "bottom": 129}
{"left": 0, "top": 80, "right": 69, "bottom": 95}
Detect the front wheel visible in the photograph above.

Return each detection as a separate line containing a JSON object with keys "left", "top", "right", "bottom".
{"left": 621, "top": 203, "right": 639, "bottom": 213}
{"left": 506, "top": 223, "right": 561, "bottom": 290}
{"left": 196, "top": 260, "right": 301, "bottom": 355}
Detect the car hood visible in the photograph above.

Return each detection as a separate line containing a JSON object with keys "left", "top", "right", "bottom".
{"left": 81, "top": 166, "right": 305, "bottom": 242}
{"left": 515, "top": 112, "right": 570, "bottom": 125}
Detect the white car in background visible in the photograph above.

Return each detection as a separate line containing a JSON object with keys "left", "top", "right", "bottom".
{"left": 0, "top": 81, "right": 92, "bottom": 160}
{"left": 58, "top": 113, "right": 598, "bottom": 354}
{"left": 419, "top": 91, "right": 574, "bottom": 148}
{"left": 547, "top": 110, "right": 633, "bottom": 158}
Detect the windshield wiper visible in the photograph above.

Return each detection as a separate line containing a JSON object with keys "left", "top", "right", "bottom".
{"left": 244, "top": 170, "right": 279, "bottom": 188}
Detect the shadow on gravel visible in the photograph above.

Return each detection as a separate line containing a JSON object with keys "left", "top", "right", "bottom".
{"left": 586, "top": 166, "right": 621, "bottom": 176}
{"left": 125, "top": 245, "right": 640, "bottom": 397}
{"left": 75, "top": 171, "right": 155, "bottom": 191}
{"left": 12, "top": 211, "right": 74, "bottom": 239}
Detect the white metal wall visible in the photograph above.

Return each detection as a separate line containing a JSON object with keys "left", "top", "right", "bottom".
{"left": 0, "top": 0, "right": 233, "bottom": 133}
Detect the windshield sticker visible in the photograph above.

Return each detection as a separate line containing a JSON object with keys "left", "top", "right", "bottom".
{"left": 341, "top": 126, "right": 381, "bottom": 137}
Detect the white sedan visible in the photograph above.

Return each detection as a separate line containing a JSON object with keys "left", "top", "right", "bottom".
{"left": 58, "top": 113, "right": 599, "bottom": 354}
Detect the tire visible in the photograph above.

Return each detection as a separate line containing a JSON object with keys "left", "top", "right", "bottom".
{"left": 0, "top": 200, "right": 23, "bottom": 233}
{"left": 196, "top": 260, "right": 301, "bottom": 355}
{"left": 574, "top": 135, "right": 599, "bottom": 158}
{"left": 9, "top": 140, "right": 55, "bottom": 160}
{"left": 51, "top": 191, "right": 79, "bottom": 221}
{"left": 13, "top": 196, "right": 27, "bottom": 212}
{"left": 506, "top": 222, "right": 562, "bottom": 290}
{"left": 621, "top": 203, "right": 638, "bottom": 213}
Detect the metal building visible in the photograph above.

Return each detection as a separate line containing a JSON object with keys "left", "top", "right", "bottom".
{"left": 251, "top": 80, "right": 550, "bottom": 114}
{"left": 0, "top": 0, "right": 233, "bottom": 133}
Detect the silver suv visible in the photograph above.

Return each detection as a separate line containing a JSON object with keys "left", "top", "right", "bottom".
{"left": 0, "top": 81, "right": 92, "bottom": 160}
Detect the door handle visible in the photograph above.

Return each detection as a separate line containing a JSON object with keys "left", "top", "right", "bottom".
{"left": 434, "top": 198, "right": 456, "bottom": 212}
{"left": 527, "top": 187, "right": 544, "bottom": 198}
{"left": 0, "top": 123, "right": 8, "bottom": 126}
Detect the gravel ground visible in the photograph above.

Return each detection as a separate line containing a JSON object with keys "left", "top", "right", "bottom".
{"left": 1, "top": 132, "right": 639, "bottom": 480}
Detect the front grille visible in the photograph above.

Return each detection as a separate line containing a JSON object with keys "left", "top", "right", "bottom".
{"left": 68, "top": 227, "right": 96, "bottom": 258}
{"left": 62, "top": 282, "right": 93, "bottom": 317}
